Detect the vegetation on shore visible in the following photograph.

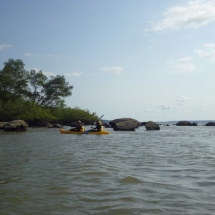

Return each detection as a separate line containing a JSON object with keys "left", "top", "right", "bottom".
{"left": 0, "top": 59, "right": 98, "bottom": 126}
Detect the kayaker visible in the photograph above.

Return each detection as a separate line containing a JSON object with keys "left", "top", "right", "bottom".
{"left": 91, "top": 120, "right": 102, "bottom": 132}
{"left": 70, "top": 120, "right": 83, "bottom": 131}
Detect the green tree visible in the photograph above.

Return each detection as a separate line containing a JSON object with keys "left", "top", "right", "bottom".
{"left": 0, "top": 59, "right": 29, "bottom": 102}
{"left": 28, "top": 69, "right": 47, "bottom": 103}
{"left": 0, "top": 59, "right": 94, "bottom": 125}
{"left": 39, "top": 75, "right": 73, "bottom": 107}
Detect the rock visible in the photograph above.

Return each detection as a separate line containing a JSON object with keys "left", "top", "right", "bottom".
{"left": 145, "top": 121, "right": 160, "bottom": 130}
{"left": 205, "top": 122, "right": 215, "bottom": 126}
{"left": 109, "top": 118, "right": 139, "bottom": 131}
{"left": 139, "top": 122, "right": 147, "bottom": 126}
{"left": 46, "top": 123, "right": 53, "bottom": 128}
{"left": 176, "top": 121, "right": 197, "bottom": 126}
{"left": 53, "top": 123, "right": 62, "bottom": 128}
{"left": 191, "top": 122, "right": 198, "bottom": 126}
{"left": 0, "top": 122, "right": 9, "bottom": 130}
{"left": 3, "top": 120, "right": 28, "bottom": 131}
{"left": 46, "top": 123, "right": 62, "bottom": 128}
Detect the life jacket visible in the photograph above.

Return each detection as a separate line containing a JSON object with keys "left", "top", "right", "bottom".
{"left": 80, "top": 126, "right": 85, "bottom": 132}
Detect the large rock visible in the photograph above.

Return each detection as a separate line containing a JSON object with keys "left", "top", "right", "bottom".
{"left": 3, "top": 120, "right": 28, "bottom": 131}
{"left": 145, "top": 121, "right": 160, "bottom": 130}
{"left": 0, "top": 122, "right": 9, "bottom": 130}
{"left": 176, "top": 121, "right": 197, "bottom": 126}
{"left": 109, "top": 118, "right": 139, "bottom": 131}
{"left": 205, "top": 122, "right": 215, "bottom": 126}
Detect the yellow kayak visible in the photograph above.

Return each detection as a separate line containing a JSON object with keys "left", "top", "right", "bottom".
{"left": 60, "top": 129, "right": 110, "bottom": 135}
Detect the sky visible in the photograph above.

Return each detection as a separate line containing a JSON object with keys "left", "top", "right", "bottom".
{"left": 1, "top": 0, "right": 215, "bottom": 121}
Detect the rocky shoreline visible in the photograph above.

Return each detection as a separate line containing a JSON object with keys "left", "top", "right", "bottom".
{"left": 1, "top": 119, "right": 215, "bottom": 132}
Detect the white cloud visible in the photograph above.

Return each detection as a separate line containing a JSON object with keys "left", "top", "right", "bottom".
{"left": 43, "top": 72, "right": 56, "bottom": 77}
{"left": 101, "top": 66, "right": 124, "bottom": 75}
{"left": 168, "top": 57, "right": 195, "bottom": 73}
{"left": 194, "top": 43, "right": 215, "bottom": 62}
{"left": 29, "top": 68, "right": 41, "bottom": 72}
{"left": 29, "top": 67, "right": 56, "bottom": 77}
{"left": 0, "top": 44, "right": 12, "bottom": 51}
{"left": 64, "top": 72, "right": 83, "bottom": 77}
{"left": 151, "top": 0, "right": 215, "bottom": 31}
{"left": 160, "top": 103, "right": 172, "bottom": 110}
{"left": 177, "top": 96, "right": 191, "bottom": 104}
{"left": 24, "top": 52, "right": 38, "bottom": 57}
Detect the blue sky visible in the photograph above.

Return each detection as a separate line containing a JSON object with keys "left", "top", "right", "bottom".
{"left": 1, "top": 0, "right": 215, "bottom": 121}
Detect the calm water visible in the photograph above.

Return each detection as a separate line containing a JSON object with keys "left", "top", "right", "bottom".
{"left": 1, "top": 125, "right": 215, "bottom": 215}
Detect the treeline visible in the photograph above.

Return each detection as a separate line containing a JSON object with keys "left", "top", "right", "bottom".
{"left": 0, "top": 59, "right": 98, "bottom": 126}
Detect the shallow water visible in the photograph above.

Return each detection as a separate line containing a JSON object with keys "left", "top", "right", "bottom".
{"left": 1, "top": 125, "right": 215, "bottom": 215}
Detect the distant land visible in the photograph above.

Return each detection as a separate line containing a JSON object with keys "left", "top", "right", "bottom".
{"left": 157, "top": 120, "right": 215, "bottom": 124}
{"left": 101, "top": 119, "right": 215, "bottom": 125}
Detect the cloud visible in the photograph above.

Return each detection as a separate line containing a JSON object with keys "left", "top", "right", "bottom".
{"left": 29, "top": 67, "right": 56, "bottom": 77}
{"left": 160, "top": 103, "right": 172, "bottom": 110}
{"left": 177, "top": 96, "right": 191, "bottom": 104}
{"left": 150, "top": 0, "right": 215, "bottom": 31}
{"left": 194, "top": 43, "right": 215, "bottom": 62}
{"left": 42, "top": 72, "right": 56, "bottom": 77}
{"left": 24, "top": 52, "right": 38, "bottom": 57}
{"left": 101, "top": 66, "right": 124, "bottom": 75}
{"left": 64, "top": 72, "right": 83, "bottom": 77}
{"left": 168, "top": 57, "right": 195, "bottom": 73}
{"left": 29, "top": 68, "right": 41, "bottom": 73}
{"left": 0, "top": 44, "right": 12, "bottom": 51}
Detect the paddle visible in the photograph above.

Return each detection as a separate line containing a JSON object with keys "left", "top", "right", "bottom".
{"left": 84, "top": 115, "right": 104, "bottom": 134}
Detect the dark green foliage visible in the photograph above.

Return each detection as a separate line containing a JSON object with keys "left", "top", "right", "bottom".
{"left": 51, "top": 107, "right": 98, "bottom": 125}
{"left": 28, "top": 69, "right": 47, "bottom": 103}
{"left": 0, "top": 59, "right": 29, "bottom": 102}
{"left": 40, "top": 75, "right": 73, "bottom": 107}
{"left": 0, "top": 58, "right": 98, "bottom": 125}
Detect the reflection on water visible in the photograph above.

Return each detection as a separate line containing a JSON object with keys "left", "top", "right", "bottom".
{"left": 1, "top": 125, "right": 215, "bottom": 215}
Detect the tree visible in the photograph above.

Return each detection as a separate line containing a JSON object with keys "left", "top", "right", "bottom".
{"left": 39, "top": 75, "right": 73, "bottom": 107}
{"left": 28, "top": 69, "right": 47, "bottom": 103}
{"left": 0, "top": 59, "right": 29, "bottom": 102}
{"left": 0, "top": 58, "right": 75, "bottom": 123}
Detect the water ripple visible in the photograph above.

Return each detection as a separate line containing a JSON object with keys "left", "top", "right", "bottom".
{"left": 1, "top": 126, "right": 215, "bottom": 214}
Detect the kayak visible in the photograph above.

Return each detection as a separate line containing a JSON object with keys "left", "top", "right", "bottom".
{"left": 60, "top": 129, "right": 110, "bottom": 135}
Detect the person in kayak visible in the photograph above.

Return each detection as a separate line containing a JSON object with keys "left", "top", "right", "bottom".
{"left": 91, "top": 120, "right": 103, "bottom": 132}
{"left": 70, "top": 120, "right": 84, "bottom": 131}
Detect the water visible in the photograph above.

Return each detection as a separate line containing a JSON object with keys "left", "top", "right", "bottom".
{"left": 1, "top": 125, "right": 215, "bottom": 215}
